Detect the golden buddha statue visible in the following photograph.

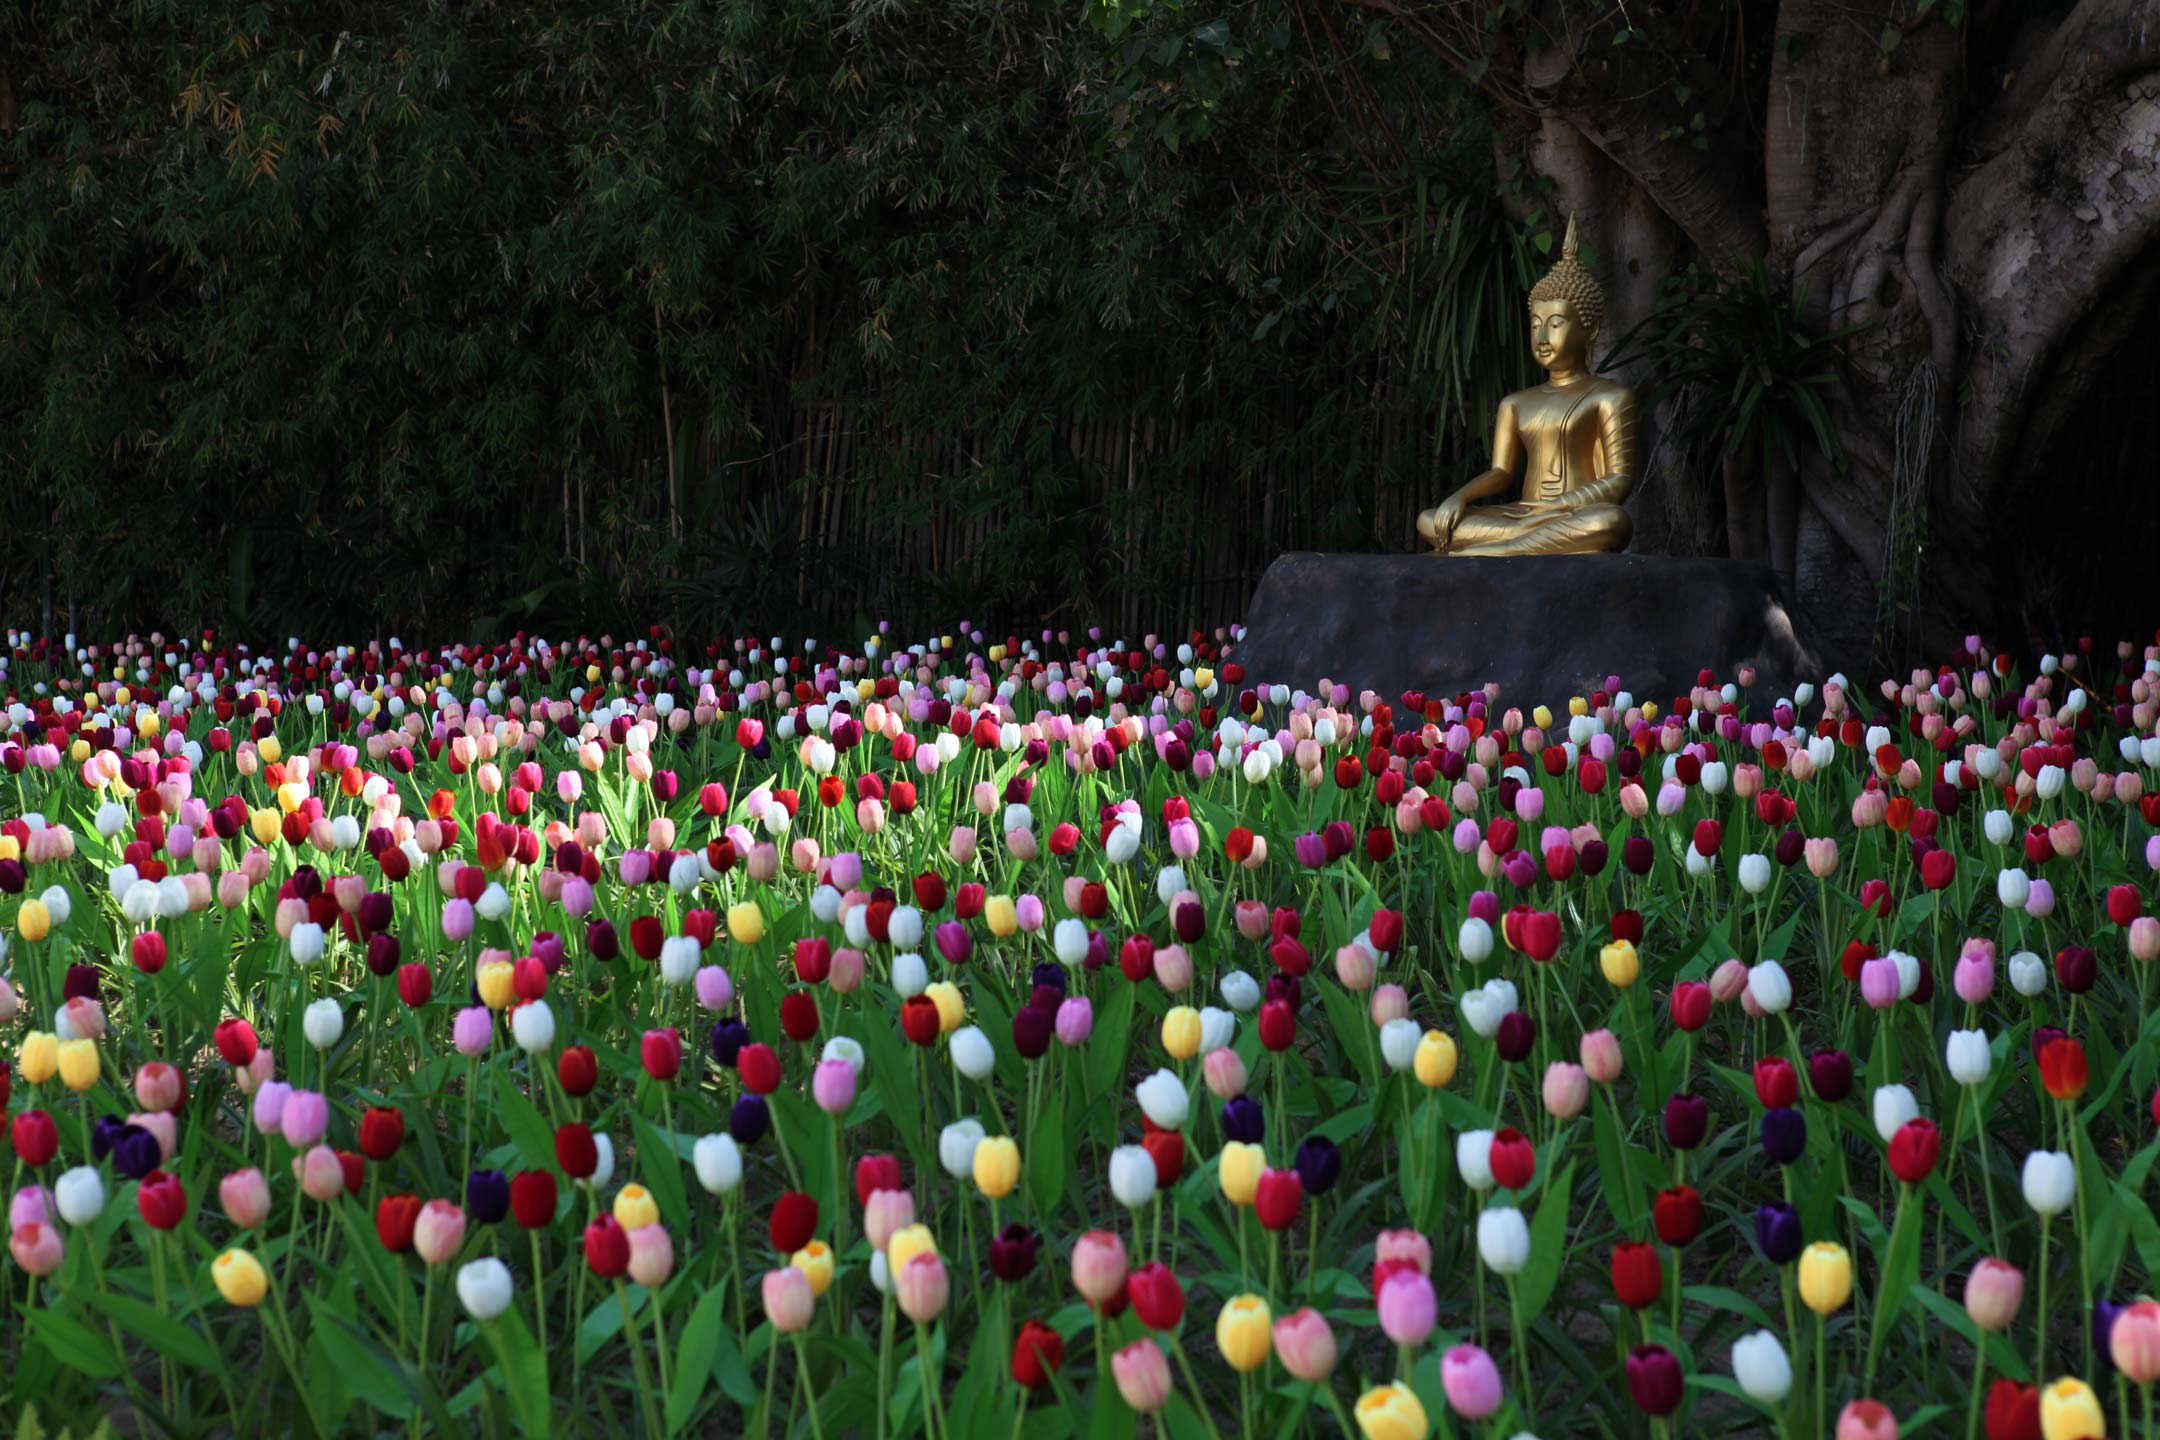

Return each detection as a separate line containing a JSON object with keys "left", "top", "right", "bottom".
{"left": 1417, "top": 216, "right": 1637, "bottom": 556}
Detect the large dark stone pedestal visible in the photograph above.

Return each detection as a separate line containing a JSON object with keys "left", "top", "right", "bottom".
{"left": 1229, "top": 552, "right": 1819, "bottom": 707}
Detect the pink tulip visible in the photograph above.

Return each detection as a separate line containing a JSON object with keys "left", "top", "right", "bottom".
{"left": 221, "top": 1169, "right": 272, "bottom": 1229}
{"left": 279, "top": 1090, "right": 329, "bottom": 1148}
{"left": 763, "top": 1266, "right": 815, "bottom": 1333}
{"left": 1271, "top": 1307, "right": 1338, "bottom": 1381}
{"left": 414, "top": 1200, "right": 468, "bottom": 1266}
{"left": 1440, "top": 1343, "right": 1504, "bottom": 1419}
{"left": 1375, "top": 1229, "right": 1432, "bottom": 1274}
{"left": 299, "top": 1145, "right": 346, "bottom": 1201}
{"left": 1111, "top": 1339, "right": 1173, "bottom": 1412}
{"left": 1835, "top": 1399, "right": 1897, "bottom": 1440}
{"left": 1071, "top": 1231, "right": 1127, "bottom": 1305}
{"left": 1377, "top": 1268, "right": 1437, "bottom": 1345}
{"left": 9, "top": 1186, "right": 48, "bottom": 1229}
{"left": 9, "top": 1221, "right": 64, "bottom": 1277}
{"left": 1542, "top": 1062, "right": 1590, "bottom": 1119}
{"left": 1581, "top": 1029, "right": 1625, "bottom": 1084}
{"left": 627, "top": 1225, "right": 675, "bottom": 1288}
{"left": 1963, "top": 1258, "right": 2023, "bottom": 1332}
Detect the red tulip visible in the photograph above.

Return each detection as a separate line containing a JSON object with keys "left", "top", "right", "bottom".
{"left": 10, "top": 1109, "right": 58, "bottom": 1167}
{"left": 376, "top": 1193, "right": 421, "bottom": 1252}
{"left": 396, "top": 963, "right": 434, "bottom": 1008}
{"left": 358, "top": 1105, "right": 405, "bottom": 1162}
{"left": 584, "top": 1214, "right": 631, "bottom": 1277}
{"left": 780, "top": 990, "right": 820, "bottom": 1043}
{"left": 559, "top": 1045, "right": 599, "bottom": 1097}
{"left": 1011, "top": 1318, "right": 1064, "bottom": 1390}
{"left": 770, "top": 1191, "right": 819, "bottom": 1254}
{"left": 901, "top": 997, "right": 941, "bottom": 1047}
{"left": 511, "top": 1170, "right": 558, "bottom": 1229}
{"left": 1652, "top": 1185, "right": 1703, "bottom": 1247}
{"left": 1610, "top": 908, "right": 1645, "bottom": 944}
{"left": 130, "top": 932, "right": 167, "bottom": 974}
{"left": 2039, "top": 1037, "right": 2087, "bottom": 1100}
{"left": 2108, "top": 883, "right": 2142, "bottom": 927}
{"left": 1258, "top": 1000, "right": 1295, "bottom": 1052}
{"left": 641, "top": 1029, "right": 683, "bottom": 1081}
{"left": 1254, "top": 1169, "right": 1303, "bottom": 1232}
{"left": 1369, "top": 909, "right": 1403, "bottom": 954}
{"left": 555, "top": 1123, "right": 599, "bottom": 1180}
{"left": 1985, "top": 1379, "right": 2040, "bottom": 1440}
{"left": 854, "top": 1154, "right": 903, "bottom": 1206}
{"left": 1919, "top": 849, "right": 1956, "bottom": 891}
{"left": 1141, "top": 1127, "right": 1185, "bottom": 1186}
{"left": 1488, "top": 1128, "right": 1535, "bottom": 1191}
{"left": 1887, "top": 1118, "right": 1940, "bottom": 1184}
{"left": 1520, "top": 911, "right": 1562, "bottom": 963}
{"left": 1751, "top": 1057, "right": 1798, "bottom": 1110}
{"left": 136, "top": 1171, "right": 187, "bottom": 1230}
{"left": 1127, "top": 1262, "right": 1185, "bottom": 1330}
{"left": 1691, "top": 819, "right": 1723, "bottom": 856}
{"left": 738, "top": 1042, "right": 783, "bottom": 1093}
{"left": 214, "top": 1018, "right": 259, "bottom": 1067}
{"left": 1611, "top": 1241, "right": 1662, "bottom": 1309}
{"left": 1669, "top": 982, "right": 1712, "bottom": 1033}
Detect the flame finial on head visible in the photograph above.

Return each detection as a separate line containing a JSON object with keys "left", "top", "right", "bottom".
{"left": 1527, "top": 213, "right": 1605, "bottom": 332}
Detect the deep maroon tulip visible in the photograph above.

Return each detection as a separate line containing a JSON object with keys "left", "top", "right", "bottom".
{"left": 989, "top": 1224, "right": 1041, "bottom": 1282}
{"left": 1495, "top": 1011, "right": 1536, "bottom": 1063}
{"left": 1626, "top": 1345, "right": 1684, "bottom": 1416}
{"left": 1662, "top": 1093, "right": 1709, "bottom": 1150}
{"left": 1809, "top": 1049, "right": 1853, "bottom": 1102}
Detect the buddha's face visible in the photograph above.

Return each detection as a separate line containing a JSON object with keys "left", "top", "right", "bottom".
{"left": 1529, "top": 299, "right": 1593, "bottom": 373}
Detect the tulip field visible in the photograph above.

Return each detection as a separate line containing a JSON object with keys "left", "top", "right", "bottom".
{"left": 5, "top": 627, "right": 2160, "bottom": 1440}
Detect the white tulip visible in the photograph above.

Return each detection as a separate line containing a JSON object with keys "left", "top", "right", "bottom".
{"left": 303, "top": 998, "right": 344, "bottom": 1052}
{"left": 1747, "top": 961, "right": 1792, "bottom": 1015}
{"left": 1458, "top": 917, "right": 1494, "bottom": 964}
{"left": 1456, "top": 1130, "right": 1496, "bottom": 1192}
{"left": 1199, "top": 1007, "right": 1235, "bottom": 1055}
{"left": 1108, "top": 1146, "right": 1158, "bottom": 1209}
{"left": 2021, "top": 1150, "right": 2076, "bottom": 1216}
{"left": 1731, "top": 1330, "right": 1792, "bottom": 1404}
{"left": 2009, "top": 950, "right": 2048, "bottom": 996}
{"left": 1053, "top": 919, "right": 1088, "bottom": 967}
{"left": 1380, "top": 1018, "right": 1421, "bottom": 1072}
{"left": 1154, "top": 867, "right": 1188, "bottom": 905}
{"left": 951, "top": 1026, "right": 995, "bottom": 1081}
{"left": 54, "top": 1166, "right": 105, "bottom": 1226}
{"left": 1136, "top": 1069, "right": 1190, "bottom": 1130}
{"left": 1476, "top": 1206, "right": 1530, "bottom": 1275}
{"left": 457, "top": 1257, "right": 515, "bottom": 1321}
{"left": 1983, "top": 809, "right": 2013, "bottom": 846}
{"left": 1219, "top": 971, "right": 1260, "bottom": 1012}
{"left": 887, "top": 906, "right": 924, "bottom": 951}
{"left": 587, "top": 1132, "right": 615, "bottom": 1189}
{"left": 1890, "top": 949, "right": 1921, "bottom": 999}
{"left": 939, "top": 1120, "right": 985, "bottom": 1180}
{"left": 1736, "top": 854, "right": 1771, "bottom": 895}
{"left": 511, "top": 1000, "right": 556, "bottom": 1054}
{"left": 476, "top": 883, "right": 511, "bottom": 921}
{"left": 1871, "top": 1084, "right": 1918, "bottom": 1142}
{"left": 693, "top": 1134, "right": 742, "bottom": 1195}
{"left": 1945, "top": 1030, "right": 1992, "bottom": 1087}
{"left": 1997, "top": 869, "right": 2030, "bottom": 910}
{"left": 891, "top": 952, "right": 929, "bottom": 998}
{"left": 290, "top": 922, "right": 326, "bottom": 967}
{"left": 660, "top": 936, "right": 701, "bottom": 987}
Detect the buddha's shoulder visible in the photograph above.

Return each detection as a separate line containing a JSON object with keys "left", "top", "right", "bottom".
{"left": 1501, "top": 374, "right": 1637, "bottom": 407}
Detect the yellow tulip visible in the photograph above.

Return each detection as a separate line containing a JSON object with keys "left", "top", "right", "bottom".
{"left": 1568, "top": 697, "right": 1589, "bottom": 717}
{"left": 985, "top": 896, "right": 1018, "bottom": 939}
{"left": 925, "top": 982, "right": 964, "bottom": 1034}
{"left": 1599, "top": 939, "right": 1640, "bottom": 989}
{"left": 476, "top": 960, "right": 516, "bottom": 1011}
{"left": 587, "top": 664, "right": 603, "bottom": 683}
{"left": 791, "top": 1241, "right": 835, "bottom": 1297}
{"left": 276, "top": 781, "right": 310, "bottom": 815}
{"left": 973, "top": 1137, "right": 1021, "bottom": 1199}
{"left": 16, "top": 899, "right": 50, "bottom": 944}
{"left": 114, "top": 686, "right": 131, "bottom": 705}
{"left": 1161, "top": 1006, "right": 1201, "bottom": 1062}
{"left": 1219, "top": 1142, "right": 1265, "bottom": 1207}
{"left": 1797, "top": 1242, "right": 1853, "bottom": 1314}
{"left": 0, "top": 836, "right": 18, "bottom": 864}
{"left": 726, "top": 902, "right": 765, "bottom": 946}
{"left": 1413, "top": 1031, "right": 1458, "bottom": 1089}
{"left": 1354, "top": 1382, "right": 1430, "bottom": 1440}
{"left": 887, "top": 1224, "right": 938, "bottom": 1274}
{"left": 56, "top": 1039, "right": 99, "bottom": 1093}
{"left": 18, "top": 1031, "right": 58, "bottom": 1085}
{"left": 1194, "top": 667, "right": 1215, "bottom": 691}
{"left": 249, "top": 809, "right": 282, "bottom": 845}
{"left": 1532, "top": 705, "right": 1553, "bottom": 730}
{"left": 612, "top": 1184, "right": 660, "bottom": 1230}
{"left": 1642, "top": 702, "right": 1660, "bottom": 722}
{"left": 256, "top": 735, "right": 282, "bottom": 764}
{"left": 213, "top": 1250, "right": 270, "bottom": 1306}
{"left": 2039, "top": 1378, "right": 2106, "bottom": 1440}
{"left": 1215, "top": 1295, "right": 1272, "bottom": 1372}
{"left": 69, "top": 739, "right": 91, "bottom": 765}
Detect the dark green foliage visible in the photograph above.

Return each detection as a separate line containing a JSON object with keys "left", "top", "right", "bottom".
{"left": 0, "top": 0, "right": 1533, "bottom": 641}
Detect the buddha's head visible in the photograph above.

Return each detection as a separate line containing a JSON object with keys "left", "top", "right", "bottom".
{"left": 1527, "top": 215, "right": 1605, "bottom": 375}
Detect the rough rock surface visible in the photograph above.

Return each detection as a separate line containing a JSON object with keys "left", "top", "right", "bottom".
{"left": 1229, "top": 553, "right": 1820, "bottom": 708}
